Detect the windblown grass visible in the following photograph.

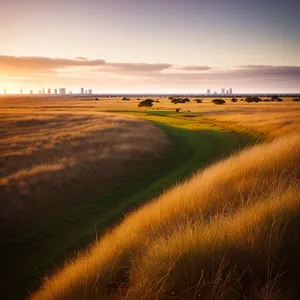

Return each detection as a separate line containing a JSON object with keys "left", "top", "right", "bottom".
{"left": 0, "top": 112, "right": 170, "bottom": 232}
{"left": 31, "top": 133, "right": 300, "bottom": 300}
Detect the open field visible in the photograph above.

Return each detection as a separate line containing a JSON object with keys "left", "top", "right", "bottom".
{"left": 1, "top": 96, "right": 300, "bottom": 299}
{"left": 6, "top": 96, "right": 297, "bottom": 300}
{"left": 0, "top": 96, "right": 258, "bottom": 299}
{"left": 19, "top": 96, "right": 300, "bottom": 300}
{"left": 2, "top": 95, "right": 300, "bottom": 138}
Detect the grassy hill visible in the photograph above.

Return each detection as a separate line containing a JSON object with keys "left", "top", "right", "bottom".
{"left": 32, "top": 132, "right": 300, "bottom": 300}
{"left": 0, "top": 109, "right": 253, "bottom": 299}
{"left": 31, "top": 111, "right": 300, "bottom": 299}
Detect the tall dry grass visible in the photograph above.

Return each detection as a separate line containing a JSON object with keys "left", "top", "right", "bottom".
{"left": 31, "top": 132, "right": 300, "bottom": 300}
{"left": 0, "top": 112, "right": 170, "bottom": 233}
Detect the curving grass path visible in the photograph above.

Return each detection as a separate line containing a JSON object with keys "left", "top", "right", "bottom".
{"left": 0, "top": 111, "right": 258, "bottom": 300}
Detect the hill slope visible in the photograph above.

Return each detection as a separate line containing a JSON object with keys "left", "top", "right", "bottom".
{"left": 31, "top": 132, "right": 300, "bottom": 300}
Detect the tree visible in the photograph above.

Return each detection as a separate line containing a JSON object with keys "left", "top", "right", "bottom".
{"left": 231, "top": 98, "right": 238, "bottom": 103}
{"left": 212, "top": 99, "right": 225, "bottom": 105}
{"left": 245, "top": 96, "right": 262, "bottom": 103}
{"left": 138, "top": 99, "right": 154, "bottom": 110}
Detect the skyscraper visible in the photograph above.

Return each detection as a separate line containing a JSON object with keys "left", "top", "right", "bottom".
{"left": 54, "top": 89, "right": 58, "bottom": 95}
{"left": 226, "top": 90, "right": 229, "bottom": 94}
{"left": 81, "top": 88, "right": 84, "bottom": 94}
{"left": 48, "top": 88, "right": 51, "bottom": 94}
{"left": 59, "top": 88, "right": 66, "bottom": 95}
{"left": 39, "top": 90, "right": 41, "bottom": 94}
{"left": 42, "top": 88, "right": 45, "bottom": 94}
{"left": 30, "top": 90, "right": 33, "bottom": 95}
{"left": 88, "top": 89, "right": 92, "bottom": 94}
{"left": 20, "top": 89, "right": 22, "bottom": 95}
{"left": 221, "top": 88, "right": 225, "bottom": 94}
{"left": 229, "top": 88, "right": 233, "bottom": 95}
{"left": 4, "top": 89, "right": 6, "bottom": 95}
{"left": 207, "top": 89, "right": 210, "bottom": 95}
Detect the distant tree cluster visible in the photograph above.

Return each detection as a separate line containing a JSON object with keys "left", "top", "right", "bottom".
{"left": 293, "top": 97, "right": 300, "bottom": 102}
{"left": 122, "top": 97, "right": 130, "bottom": 101}
{"left": 245, "top": 96, "right": 262, "bottom": 103}
{"left": 231, "top": 98, "right": 238, "bottom": 103}
{"left": 193, "top": 99, "right": 202, "bottom": 103}
{"left": 241, "top": 96, "right": 284, "bottom": 103}
{"left": 271, "top": 95, "right": 283, "bottom": 102}
{"left": 212, "top": 99, "right": 225, "bottom": 105}
{"left": 171, "top": 98, "right": 190, "bottom": 104}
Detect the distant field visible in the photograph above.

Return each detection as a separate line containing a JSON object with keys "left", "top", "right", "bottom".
{"left": 1, "top": 95, "right": 299, "bottom": 138}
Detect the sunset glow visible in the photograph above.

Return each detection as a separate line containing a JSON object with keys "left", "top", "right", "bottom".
{"left": 1, "top": 0, "right": 300, "bottom": 93}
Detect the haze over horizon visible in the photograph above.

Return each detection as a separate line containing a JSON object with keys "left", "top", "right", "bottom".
{"left": 1, "top": 0, "right": 300, "bottom": 93}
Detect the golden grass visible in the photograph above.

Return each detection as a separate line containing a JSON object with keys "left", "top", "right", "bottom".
{"left": 2, "top": 96, "right": 300, "bottom": 299}
{"left": 31, "top": 132, "right": 300, "bottom": 300}
{"left": 0, "top": 110, "right": 170, "bottom": 233}
{"left": 2, "top": 95, "right": 299, "bottom": 138}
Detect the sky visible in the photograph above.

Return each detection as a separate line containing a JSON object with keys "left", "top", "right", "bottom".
{"left": 0, "top": 0, "right": 300, "bottom": 93}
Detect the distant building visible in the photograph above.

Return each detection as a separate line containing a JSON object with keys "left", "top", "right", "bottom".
{"left": 39, "top": 90, "right": 41, "bottom": 94}
{"left": 229, "top": 88, "right": 233, "bottom": 95}
{"left": 4, "top": 89, "right": 6, "bottom": 95}
{"left": 85, "top": 90, "right": 88, "bottom": 94}
{"left": 214, "top": 91, "right": 217, "bottom": 95}
{"left": 42, "top": 88, "right": 45, "bottom": 94}
{"left": 30, "top": 90, "right": 33, "bottom": 95}
{"left": 221, "top": 88, "right": 225, "bottom": 94}
{"left": 59, "top": 88, "right": 66, "bottom": 95}
{"left": 88, "top": 89, "right": 92, "bottom": 94}
{"left": 81, "top": 88, "right": 84, "bottom": 94}
{"left": 48, "top": 88, "right": 51, "bottom": 94}
{"left": 20, "top": 89, "right": 23, "bottom": 95}
{"left": 226, "top": 90, "right": 229, "bottom": 94}
{"left": 207, "top": 89, "right": 211, "bottom": 95}
{"left": 54, "top": 89, "right": 58, "bottom": 95}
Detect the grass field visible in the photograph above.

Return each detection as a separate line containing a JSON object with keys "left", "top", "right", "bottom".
{"left": 0, "top": 96, "right": 258, "bottom": 299}
{"left": 25, "top": 96, "right": 300, "bottom": 300}
{"left": 0, "top": 112, "right": 171, "bottom": 233}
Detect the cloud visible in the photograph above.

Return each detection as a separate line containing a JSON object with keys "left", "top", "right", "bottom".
{"left": 0, "top": 56, "right": 105, "bottom": 75}
{"left": 237, "top": 65, "right": 300, "bottom": 77}
{"left": 175, "top": 66, "right": 212, "bottom": 71}
{"left": 1, "top": 56, "right": 300, "bottom": 92}
{"left": 105, "top": 62, "right": 172, "bottom": 73}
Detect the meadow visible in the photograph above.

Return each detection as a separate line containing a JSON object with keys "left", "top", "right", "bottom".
{"left": 1, "top": 95, "right": 300, "bottom": 299}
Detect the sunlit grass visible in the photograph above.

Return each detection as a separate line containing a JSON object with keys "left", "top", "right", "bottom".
{"left": 31, "top": 133, "right": 300, "bottom": 299}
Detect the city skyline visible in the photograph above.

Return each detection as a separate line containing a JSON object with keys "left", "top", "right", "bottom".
{"left": 1, "top": 0, "right": 300, "bottom": 93}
